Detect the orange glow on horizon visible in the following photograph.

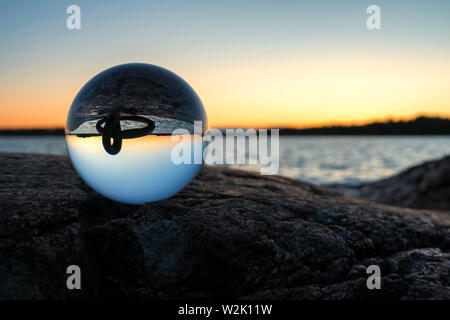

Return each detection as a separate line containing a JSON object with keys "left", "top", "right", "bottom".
{"left": 3, "top": 112, "right": 449, "bottom": 130}
{"left": 211, "top": 113, "right": 450, "bottom": 129}
{"left": 1, "top": 53, "right": 450, "bottom": 130}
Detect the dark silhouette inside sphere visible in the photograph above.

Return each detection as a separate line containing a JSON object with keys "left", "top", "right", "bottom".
{"left": 66, "top": 63, "right": 207, "bottom": 155}
{"left": 95, "top": 112, "right": 156, "bottom": 155}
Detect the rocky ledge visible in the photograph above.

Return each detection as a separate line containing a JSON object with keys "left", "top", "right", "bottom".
{"left": 0, "top": 153, "right": 449, "bottom": 299}
{"left": 337, "top": 156, "right": 450, "bottom": 212}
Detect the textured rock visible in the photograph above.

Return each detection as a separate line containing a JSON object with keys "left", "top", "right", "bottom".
{"left": 0, "top": 153, "right": 449, "bottom": 299}
{"left": 338, "top": 156, "right": 450, "bottom": 212}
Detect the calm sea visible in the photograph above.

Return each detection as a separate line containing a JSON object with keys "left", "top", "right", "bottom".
{"left": 1, "top": 135, "right": 449, "bottom": 185}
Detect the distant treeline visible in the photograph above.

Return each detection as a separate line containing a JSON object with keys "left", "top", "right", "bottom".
{"left": 279, "top": 116, "right": 450, "bottom": 135}
{"left": 0, "top": 128, "right": 65, "bottom": 136}
{"left": 0, "top": 116, "right": 449, "bottom": 136}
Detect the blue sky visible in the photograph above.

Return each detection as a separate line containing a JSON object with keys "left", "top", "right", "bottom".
{"left": 1, "top": 0, "right": 449, "bottom": 128}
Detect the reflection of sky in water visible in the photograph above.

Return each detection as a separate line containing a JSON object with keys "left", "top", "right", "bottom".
{"left": 66, "top": 135, "right": 202, "bottom": 204}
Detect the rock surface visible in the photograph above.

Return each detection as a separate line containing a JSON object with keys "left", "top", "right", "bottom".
{"left": 0, "top": 153, "right": 449, "bottom": 299}
{"left": 338, "top": 156, "right": 450, "bottom": 212}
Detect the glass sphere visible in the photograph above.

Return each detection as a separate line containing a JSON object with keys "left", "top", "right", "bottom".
{"left": 66, "top": 63, "right": 207, "bottom": 204}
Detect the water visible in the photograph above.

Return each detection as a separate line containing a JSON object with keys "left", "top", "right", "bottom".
{"left": 0, "top": 136, "right": 67, "bottom": 155}
{"left": 277, "top": 135, "right": 450, "bottom": 184}
{"left": 1, "top": 135, "right": 449, "bottom": 185}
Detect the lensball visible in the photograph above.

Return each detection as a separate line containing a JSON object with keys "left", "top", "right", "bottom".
{"left": 66, "top": 63, "right": 207, "bottom": 204}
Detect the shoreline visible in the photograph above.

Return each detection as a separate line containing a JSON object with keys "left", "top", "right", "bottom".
{"left": 1, "top": 116, "right": 450, "bottom": 136}
{"left": 331, "top": 155, "right": 450, "bottom": 212}
{"left": 0, "top": 150, "right": 449, "bottom": 211}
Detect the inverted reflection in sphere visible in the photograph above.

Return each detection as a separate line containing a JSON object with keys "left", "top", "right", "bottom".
{"left": 66, "top": 63, "right": 207, "bottom": 204}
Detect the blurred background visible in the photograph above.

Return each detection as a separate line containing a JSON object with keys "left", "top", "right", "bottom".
{"left": 1, "top": 0, "right": 449, "bottom": 184}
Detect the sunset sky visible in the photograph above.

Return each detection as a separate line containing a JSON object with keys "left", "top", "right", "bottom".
{"left": 1, "top": 0, "right": 449, "bottom": 129}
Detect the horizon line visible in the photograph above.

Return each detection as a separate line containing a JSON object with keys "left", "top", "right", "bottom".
{"left": 0, "top": 114, "right": 449, "bottom": 131}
